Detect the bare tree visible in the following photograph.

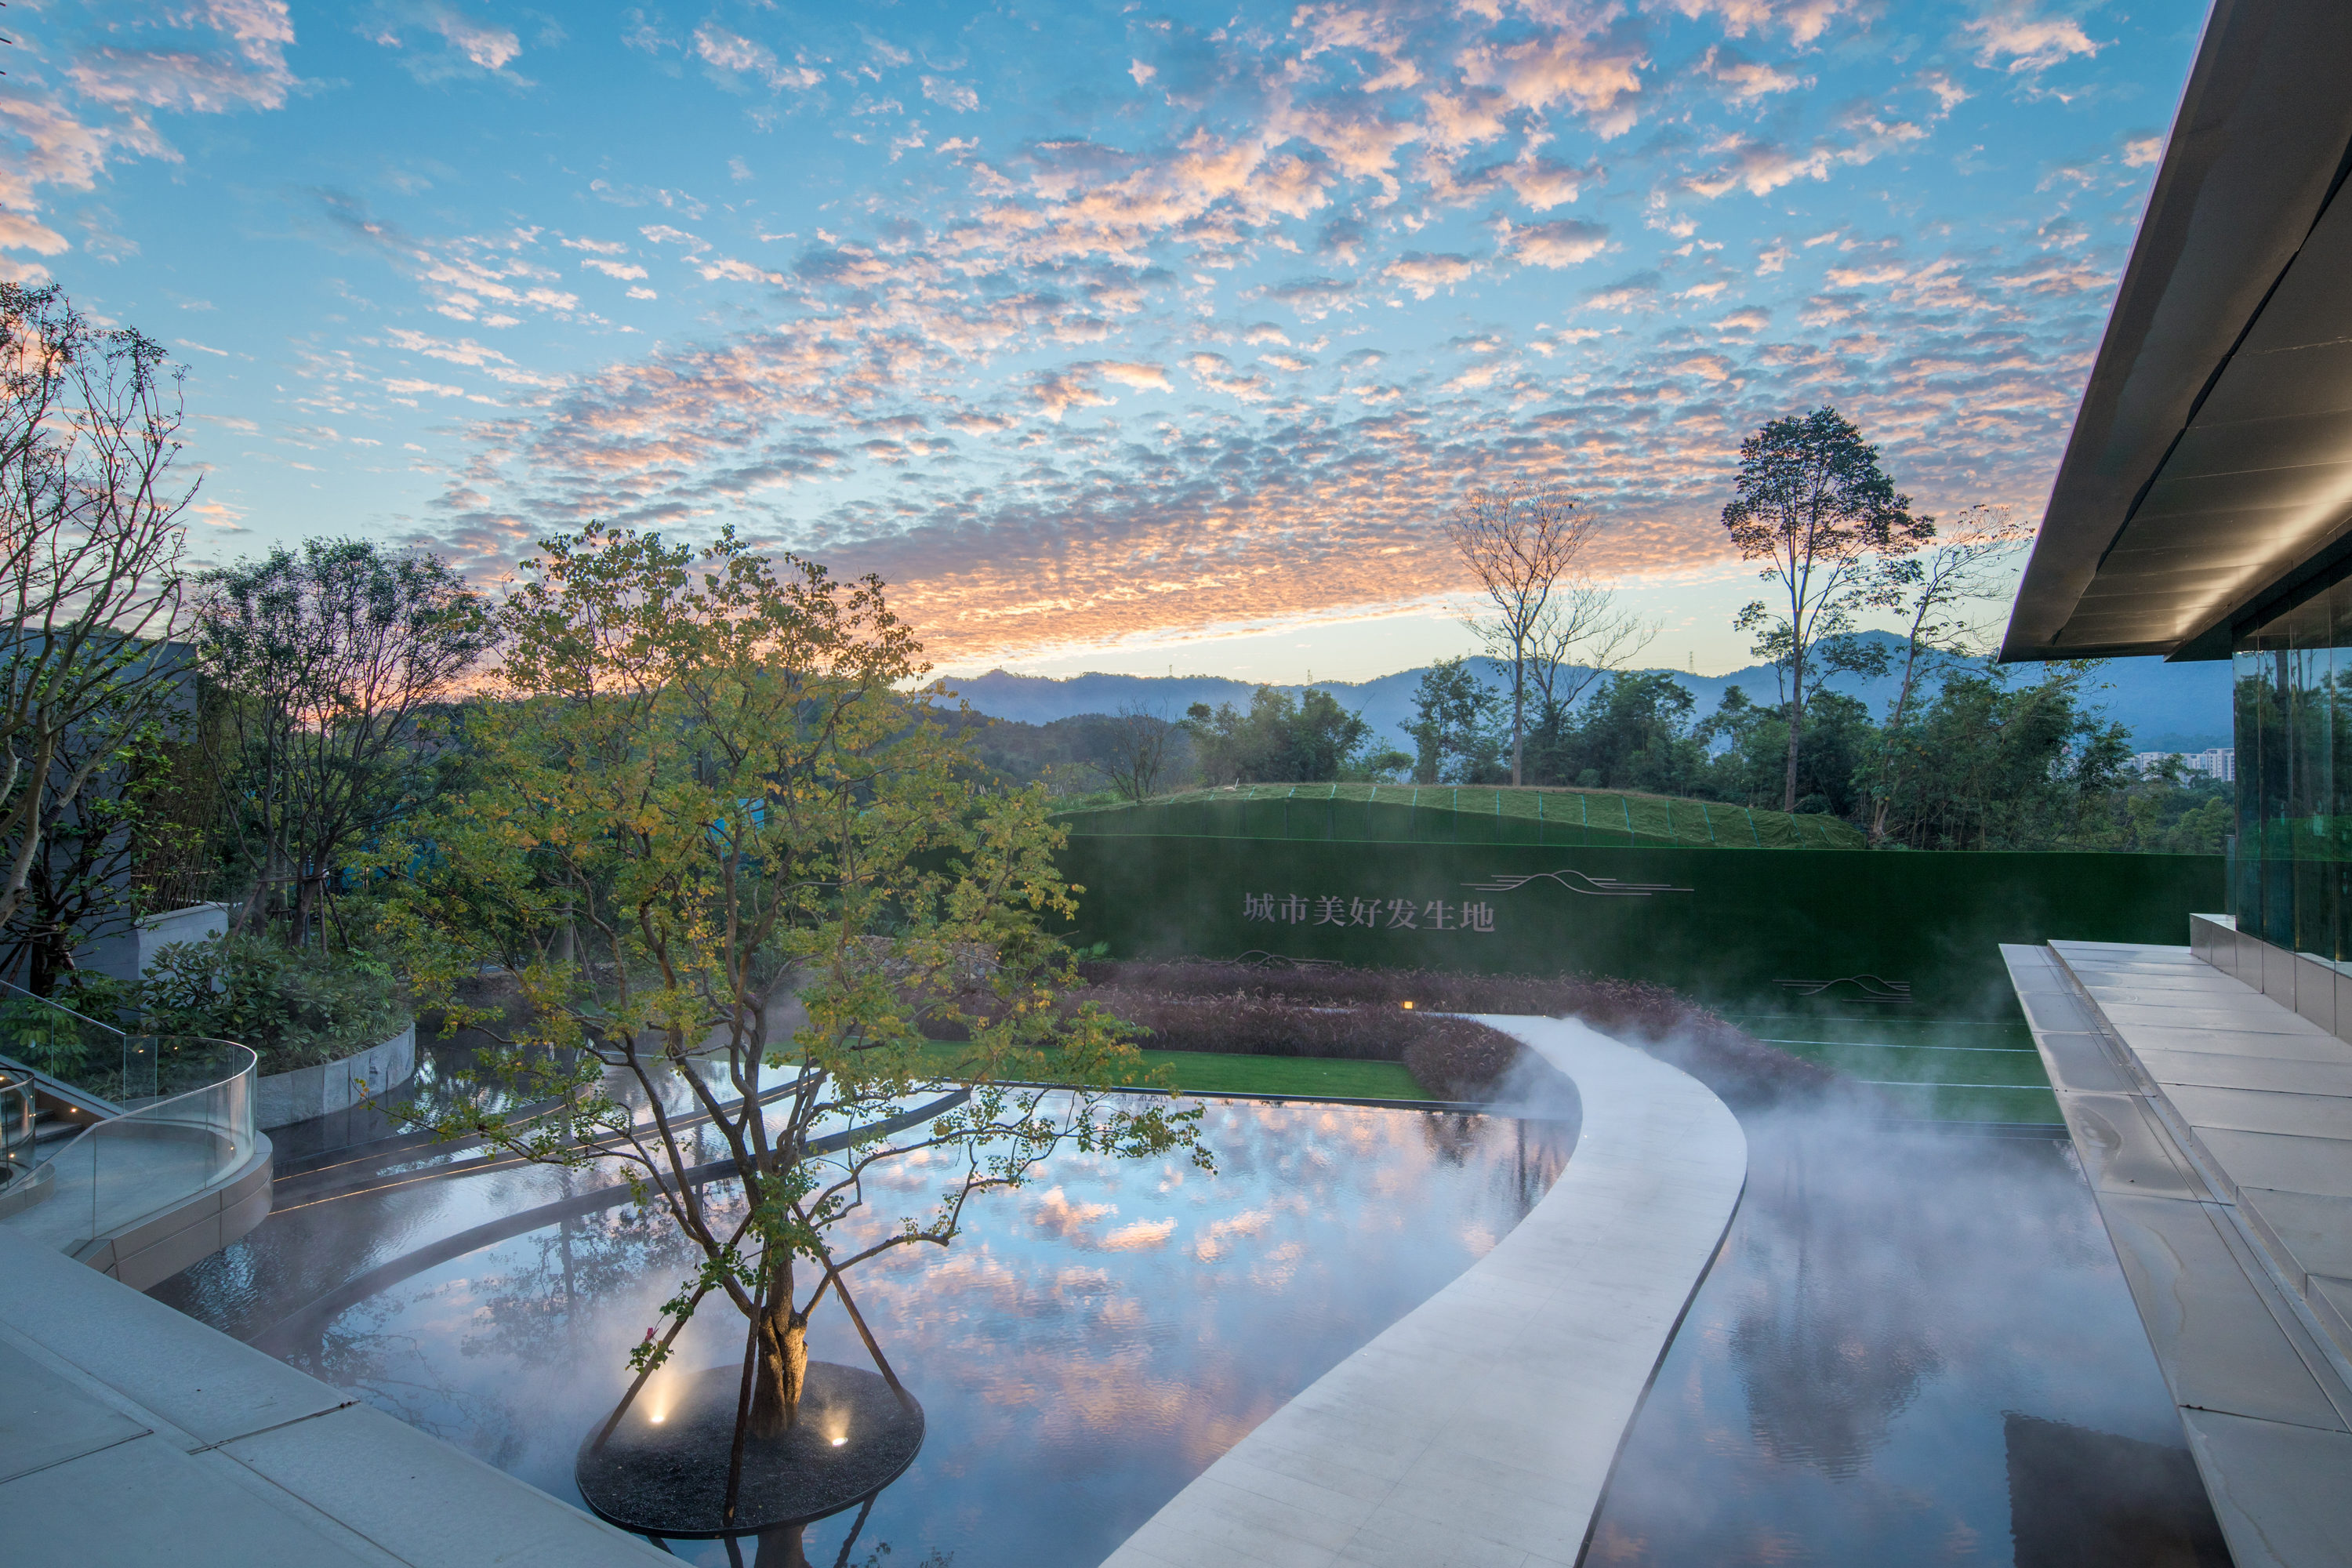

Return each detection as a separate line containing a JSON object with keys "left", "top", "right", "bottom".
{"left": 1526, "top": 576, "right": 1659, "bottom": 719}
{"left": 1865, "top": 504, "right": 2034, "bottom": 842}
{"left": 1446, "top": 483, "right": 1601, "bottom": 786}
{"left": 0, "top": 283, "right": 192, "bottom": 943}
{"left": 1086, "top": 702, "right": 1181, "bottom": 802}
{"left": 1722, "top": 408, "right": 1929, "bottom": 811}
{"left": 197, "top": 539, "right": 495, "bottom": 946}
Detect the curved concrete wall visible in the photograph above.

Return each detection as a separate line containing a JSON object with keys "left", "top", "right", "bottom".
{"left": 72, "top": 1134, "right": 273, "bottom": 1292}
{"left": 255, "top": 1022, "right": 415, "bottom": 1131}
{"left": 1102, "top": 1014, "right": 1747, "bottom": 1568}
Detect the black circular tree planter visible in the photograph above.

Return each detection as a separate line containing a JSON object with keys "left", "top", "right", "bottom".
{"left": 578, "top": 1360, "right": 924, "bottom": 1565}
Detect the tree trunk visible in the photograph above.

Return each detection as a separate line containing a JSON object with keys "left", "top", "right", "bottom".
{"left": 749, "top": 1298, "right": 808, "bottom": 1437}
{"left": 1783, "top": 648, "right": 1805, "bottom": 813}
{"left": 1511, "top": 652, "right": 1526, "bottom": 787}
{"left": 1870, "top": 647, "right": 1924, "bottom": 844}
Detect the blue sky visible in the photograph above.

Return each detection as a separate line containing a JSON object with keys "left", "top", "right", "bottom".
{"left": 5, "top": 0, "right": 2205, "bottom": 680}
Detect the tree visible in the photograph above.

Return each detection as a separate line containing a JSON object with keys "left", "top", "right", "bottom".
{"left": 1082, "top": 702, "right": 1182, "bottom": 802}
{"left": 1874, "top": 662, "right": 2133, "bottom": 849}
{"left": 1720, "top": 408, "right": 1929, "bottom": 811}
{"left": 379, "top": 525, "right": 1203, "bottom": 1438}
{"left": 1402, "top": 657, "right": 1501, "bottom": 783}
{"left": 197, "top": 539, "right": 495, "bottom": 946}
{"left": 1183, "top": 686, "right": 1371, "bottom": 784}
{"left": 0, "top": 282, "right": 192, "bottom": 942}
{"left": 1446, "top": 483, "right": 1602, "bottom": 786}
{"left": 1526, "top": 578, "right": 1656, "bottom": 721}
{"left": 0, "top": 701, "right": 177, "bottom": 993}
{"left": 1693, "top": 686, "right": 1875, "bottom": 817}
{"left": 1555, "top": 671, "right": 1711, "bottom": 797}
{"left": 1863, "top": 504, "right": 2034, "bottom": 843}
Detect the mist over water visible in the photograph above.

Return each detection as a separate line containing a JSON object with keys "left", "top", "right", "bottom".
{"left": 1586, "top": 1100, "right": 2222, "bottom": 1566}
{"left": 157, "top": 1034, "right": 2221, "bottom": 1567}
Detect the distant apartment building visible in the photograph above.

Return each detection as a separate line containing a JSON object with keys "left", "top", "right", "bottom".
{"left": 2130, "top": 748, "right": 2234, "bottom": 782}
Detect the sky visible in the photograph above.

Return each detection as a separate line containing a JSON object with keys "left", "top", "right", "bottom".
{"left": 5, "top": 0, "right": 2208, "bottom": 682}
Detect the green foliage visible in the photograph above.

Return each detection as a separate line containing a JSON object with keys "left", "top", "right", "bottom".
{"left": 369, "top": 523, "right": 1207, "bottom": 1414}
{"left": 1383, "top": 656, "right": 2211, "bottom": 852}
{"left": 0, "top": 995, "right": 95, "bottom": 1080}
{"left": 196, "top": 537, "right": 495, "bottom": 943}
{"left": 1402, "top": 657, "right": 1503, "bottom": 783}
{"left": 1695, "top": 688, "right": 1878, "bottom": 818}
{"left": 1872, "top": 664, "right": 2137, "bottom": 850}
{"left": 1721, "top": 406, "right": 1930, "bottom": 810}
{"left": 1183, "top": 685, "right": 1373, "bottom": 784}
{"left": 4, "top": 708, "right": 184, "bottom": 993}
{"left": 138, "top": 934, "right": 406, "bottom": 1070}
{"left": 2112, "top": 775, "right": 2233, "bottom": 855}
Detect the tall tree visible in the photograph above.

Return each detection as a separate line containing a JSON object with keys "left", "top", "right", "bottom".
{"left": 1720, "top": 408, "right": 1929, "bottom": 811}
{"left": 1864, "top": 504, "right": 2033, "bottom": 842}
{"left": 0, "top": 283, "right": 192, "bottom": 941}
{"left": 197, "top": 539, "right": 495, "bottom": 946}
{"left": 1526, "top": 575, "right": 1656, "bottom": 722}
{"left": 1445, "top": 483, "right": 1601, "bottom": 786}
{"left": 378, "top": 524, "right": 1202, "bottom": 1436}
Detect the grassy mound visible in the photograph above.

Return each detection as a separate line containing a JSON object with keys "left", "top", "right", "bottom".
{"left": 1056, "top": 782, "right": 1864, "bottom": 850}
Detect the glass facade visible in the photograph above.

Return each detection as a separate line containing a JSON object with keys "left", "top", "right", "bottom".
{"left": 2231, "top": 570, "right": 2352, "bottom": 956}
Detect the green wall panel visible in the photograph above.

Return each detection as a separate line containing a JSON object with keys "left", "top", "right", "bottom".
{"left": 1052, "top": 837, "right": 2224, "bottom": 1018}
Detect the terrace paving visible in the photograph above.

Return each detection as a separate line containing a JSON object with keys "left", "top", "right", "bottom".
{"left": 1098, "top": 1014, "right": 1748, "bottom": 1568}
{"left": 2005, "top": 939, "right": 2352, "bottom": 1568}
{"left": 0, "top": 1221, "right": 671, "bottom": 1567}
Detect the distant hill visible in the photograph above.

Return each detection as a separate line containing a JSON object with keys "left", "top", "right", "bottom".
{"left": 938, "top": 633, "right": 2232, "bottom": 749}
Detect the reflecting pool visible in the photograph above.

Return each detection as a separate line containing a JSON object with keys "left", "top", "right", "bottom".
{"left": 171, "top": 1097, "right": 1569, "bottom": 1568}
{"left": 1585, "top": 1112, "right": 2229, "bottom": 1566}
{"left": 159, "top": 1075, "right": 2224, "bottom": 1567}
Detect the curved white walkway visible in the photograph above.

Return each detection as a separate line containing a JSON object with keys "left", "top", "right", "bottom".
{"left": 1102, "top": 1015, "right": 1748, "bottom": 1568}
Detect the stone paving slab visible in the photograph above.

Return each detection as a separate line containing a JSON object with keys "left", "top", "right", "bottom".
{"left": 1100, "top": 1015, "right": 1747, "bottom": 1568}
{"left": 2006, "top": 940, "right": 2352, "bottom": 1568}
{"left": 0, "top": 1224, "right": 671, "bottom": 1567}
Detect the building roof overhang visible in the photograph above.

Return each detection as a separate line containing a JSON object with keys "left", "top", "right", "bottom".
{"left": 2002, "top": 0, "right": 2352, "bottom": 663}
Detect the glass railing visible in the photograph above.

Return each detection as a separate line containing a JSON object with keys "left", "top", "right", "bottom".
{"left": 0, "top": 977, "right": 151, "bottom": 1103}
{"left": 0, "top": 1065, "right": 33, "bottom": 1189}
{"left": 0, "top": 1036, "right": 258, "bottom": 1256}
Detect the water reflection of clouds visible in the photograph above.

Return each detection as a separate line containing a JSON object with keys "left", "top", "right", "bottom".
{"left": 1589, "top": 1112, "right": 2212, "bottom": 1567}
{"left": 303, "top": 1098, "right": 1563, "bottom": 1568}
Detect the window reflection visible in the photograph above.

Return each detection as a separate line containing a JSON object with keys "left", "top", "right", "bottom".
{"left": 2231, "top": 579, "right": 2352, "bottom": 959}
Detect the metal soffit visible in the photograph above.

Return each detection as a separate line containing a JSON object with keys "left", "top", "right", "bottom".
{"left": 2002, "top": 0, "right": 2352, "bottom": 664}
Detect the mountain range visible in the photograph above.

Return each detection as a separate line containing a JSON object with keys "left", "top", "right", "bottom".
{"left": 937, "top": 632, "right": 2233, "bottom": 751}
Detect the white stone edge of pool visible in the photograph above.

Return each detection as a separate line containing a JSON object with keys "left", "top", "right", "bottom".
{"left": 1100, "top": 1014, "right": 1750, "bottom": 1568}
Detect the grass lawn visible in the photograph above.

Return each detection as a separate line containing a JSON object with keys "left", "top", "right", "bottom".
{"left": 910, "top": 1041, "right": 1433, "bottom": 1101}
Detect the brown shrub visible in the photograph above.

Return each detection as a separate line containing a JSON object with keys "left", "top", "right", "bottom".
{"left": 1069, "top": 960, "right": 1835, "bottom": 1109}
{"left": 1401, "top": 1024, "right": 1528, "bottom": 1102}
